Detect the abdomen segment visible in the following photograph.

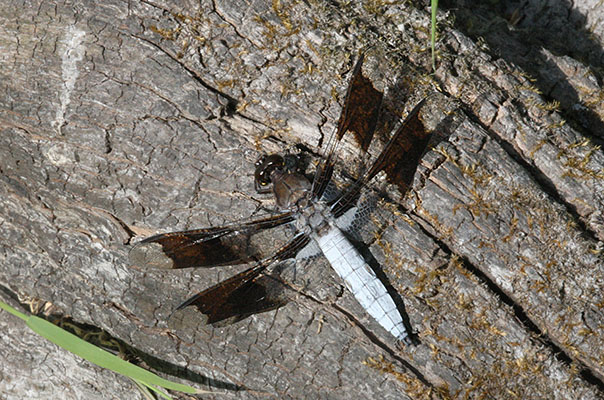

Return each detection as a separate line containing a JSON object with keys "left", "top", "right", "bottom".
{"left": 314, "top": 226, "right": 409, "bottom": 343}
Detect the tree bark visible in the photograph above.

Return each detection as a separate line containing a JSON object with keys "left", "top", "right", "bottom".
{"left": 1, "top": 0, "right": 603, "bottom": 399}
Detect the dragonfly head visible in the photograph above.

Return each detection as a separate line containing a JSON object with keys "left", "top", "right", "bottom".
{"left": 254, "top": 154, "right": 285, "bottom": 194}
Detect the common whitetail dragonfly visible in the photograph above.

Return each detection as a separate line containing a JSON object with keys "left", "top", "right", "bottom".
{"left": 129, "top": 55, "right": 433, "bottom": 345}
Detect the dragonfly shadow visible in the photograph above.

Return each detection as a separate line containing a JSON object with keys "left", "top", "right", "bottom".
{"left": 344, "top": 97, "right": 459, "bottom": 345}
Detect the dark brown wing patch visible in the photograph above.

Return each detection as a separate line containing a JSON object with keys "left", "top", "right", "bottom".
{"left": 175, "top": 233, "right": 311, "bottom": 325}
{"left": 313, "top": 55, "right": 383, "bottom": 199}
{"left": 335, "top": 54, "right": 384, "bottom": 151}
{"left": 331, "top": 99, "right": 431, "bottom": 217}
{"left": 129, "top": 212, "right": 294, "bottom": 269}
{"left": 175, "top": 265, "right": 285, "bottom": 325}
{"left": 364, "top": 98, "right": 431, "bottom": 191}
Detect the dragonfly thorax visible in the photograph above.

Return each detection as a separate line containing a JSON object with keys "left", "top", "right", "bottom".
{"left": 295, "top": 201, "right": 331, "bottom": 236}
{"left": 254, "top": 153, "right": 312, "bottom": 210}
{"left": 271, "top": 170, "right": 312, "bottom": 209}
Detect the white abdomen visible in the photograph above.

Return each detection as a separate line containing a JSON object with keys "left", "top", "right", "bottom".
{"left": 313, "top": 225, "right": 409, "bottom": 342}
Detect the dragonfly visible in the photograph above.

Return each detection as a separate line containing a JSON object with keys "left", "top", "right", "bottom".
{"left": 129, "top": 55, "right": 433, "bottom": 345}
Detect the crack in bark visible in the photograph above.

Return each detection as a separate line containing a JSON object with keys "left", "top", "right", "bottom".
{"left": 463, "top": 100, "right": 603, "bottom": 243}
{"left": 408, "top": 210, "right": 604, "bottom": 391}
{"left": 287, "top": 283, "right": 436, "bottom": 390}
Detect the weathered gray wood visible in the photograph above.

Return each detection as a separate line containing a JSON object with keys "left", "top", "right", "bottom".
{"left": 1, "top": 0, "right": 603, "bottom": 399}
{"left": 0, "top": 296, "right": 142, "bottom": 399}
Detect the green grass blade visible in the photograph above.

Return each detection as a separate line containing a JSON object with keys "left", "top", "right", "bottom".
{"left": 431, "top": 0, "right": 439, "bottom": 71}
{"left": 133, "top": 378, "right": 172, "bottom": 400}
{"left": 131, "top": 378, "right": 165, "bottom": 400}
{"left": 0, "top": 299, "right": 28, "bottom": 321}
{"left": 25, "top": 315, "right": 198, "bottom": 393}
{"left": 1, "top": 301, "right": 202, "bottom": 395}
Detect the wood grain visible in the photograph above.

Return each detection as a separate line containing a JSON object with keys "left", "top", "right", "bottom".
{"left": 1, "top": 0, "right": 603, "bottom": 398}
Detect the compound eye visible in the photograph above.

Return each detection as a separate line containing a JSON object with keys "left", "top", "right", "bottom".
{"left": 254, "top": 154, "right": 285, "bottom": 193}
{"left": 254, "top": 155, "right": 267, "bottom": 168}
